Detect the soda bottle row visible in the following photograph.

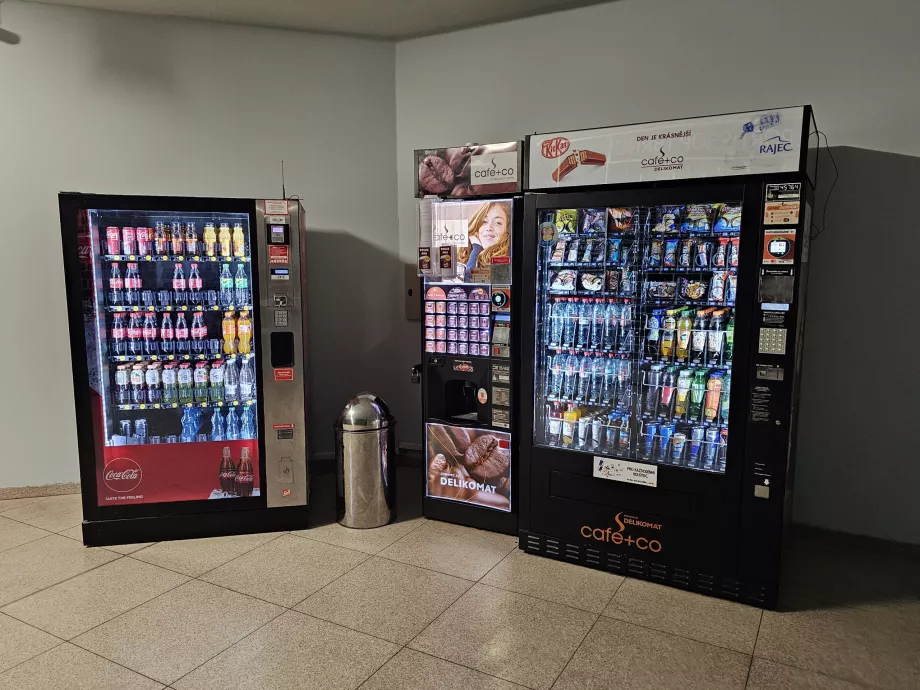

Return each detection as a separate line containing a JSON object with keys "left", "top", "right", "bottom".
{"left": 547, "top": 352, "right": 634, "bottom": 408}
{"left": 218, "top": 446, "right": 255, "bottom": 497}
{"left": 641, "top": 366, "right": 730, "bottom": 425}
{"left": 640, "top": 420, "right": 727, "bottom": 472}
{"left": 644, "top": 308, "right": 734, "bottom": 364}
{"left": 114, "top": 357, "right": 256, "bottom": 406}
{"left": 544, "top": 402, "right": 634, "bottom": 453}
{"left": 547, "top": 298, "right": 635, "bottom": 353}
{"left": 104, "top": 222, "right": 246, "bottom": 258}
{"left": 108, "top": 262, "right": 248, "bottom": 307}
{"left": 111, "top": 311, "right": 206, "bottom": 357}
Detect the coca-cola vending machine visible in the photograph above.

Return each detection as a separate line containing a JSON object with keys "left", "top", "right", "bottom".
{"left": 60, "top": 193, "right": 310, "bottom": 545}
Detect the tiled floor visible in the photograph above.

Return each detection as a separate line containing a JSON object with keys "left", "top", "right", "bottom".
{"left": 0, "top": 470, "right": 918, "bottom": 689}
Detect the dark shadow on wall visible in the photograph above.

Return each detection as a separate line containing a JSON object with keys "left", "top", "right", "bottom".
{"left": 302, "top": 228, "right": 416, "bottom": 458}
{"left": 794, "top": 146, "right": 920, "bottom": 545}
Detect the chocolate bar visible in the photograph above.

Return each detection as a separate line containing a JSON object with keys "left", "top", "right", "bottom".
{"left": 578, "top": 149, "right": 606, "bottom": 166}
{"left": 552, "top": 153, "right": 579, "bottom": 182}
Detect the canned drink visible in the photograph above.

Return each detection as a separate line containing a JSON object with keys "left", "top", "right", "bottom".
{"left": 648, "top": 239, "right": 663, "bottom": 267}
{"left": 618, "top": 416, "right": 631, "bottom": 451}
{"left": 678, "top": 238, "right": 694, "bottom": 268}
{"left": 436, "top": 341, "right": 447, "bottom": 353}
{"left": 710, "top": 272, "right": 726, "bottom": 302}
{"left": 712, "top": 237, "right": 728, "bottom": 267}
{"left": 695, "top": 241, "right": 712, "bottom": 270}
{"left": 136, "top": 227, "right": 151, "bottom": 256}
{"left": 424, "top": 301, "right": 436, "bottom": 314}
{"left": 592, "top": 416, "right": 604, "bottom": 449}
{"left": 728, "top": 237, "right": 740, "bottom": 267}
{"left": 703, "top": 427, "right": 719, "bottom": 468}
{"left": 469, "top": 330, "right": 479, "bottom": 343}
{"left": 642, "top": 421, "right": 659, "bottom": 458}
{"left": 458, "top": 329, "right": 468, "bottom": 342}
{"left": 657, "top": 423, "right": 674, "bottom": 461}
{"left": 671, "top": 431, "right": 687, "bottom": 464}
{"left": 119, "top": 419, "right": 132, "bottom": 437}
{"left": 425, "top": 314, "right": 436, "bottom": 327}
{"left": 606, "top": 413, "right": 620, "bottom": 448}
{"left": 469, "top": 343, "right": 479, "bottom": 356}
{"left": 436, "top": 315, "right": 447, "bottom": 327}
{"left": 425, "top": 328, "right": 436, "bottom": 340}
{"left": 663, "top": 239, "right": 679, "bottom": 267}
{"left": 447, "top": 329, "right": 457, "bottom": 341}
{"left": 718, "top": 427, "right": 729, "bottom": 472}
{"left": 447, "top": 301, "right": 458, "bottom": 314}
{"left": 425, "top": 340, "right": 436, "bottom": 352}
{"left": 457, "top": 315, "right": 468, "bottom": 328}
{"left": 436, "top": 301, "right": 447, "bottom": 314}
{"left": 447, "top": 315, "right": 457, "bottom": 328}
{"left": 458, "top": 342, "right": 469, "bottom": 355}
{"left": 577, "top": 416, "right": 590, "bottom": 447}
{"left": 122, "top": 227, "right": 136, "bottom": 256}
{"left": 106, "top": 227, "right": 121, "bottom": 255}
{"left": 468, "top": 302, "right": 479, "bottom": 315}
{"left": 166, "top": 435, "right": 178, "bottom": 443}
{"left": 726, "top": 274, "right": 737, "bottom": 303}
{"left": 134, "top": 418, "right": 148, "bottom": 441}
{"left": 458, "top": 302, "right": 468, "bottom": 315}
{"left": 148, "top": 435, "right": 161, "bottom": 444}
{"left": 688, "top": 426, "right": 705, "bottom": 467}
{"left": 447, "top": 342, "right": 458, "bottom": 354}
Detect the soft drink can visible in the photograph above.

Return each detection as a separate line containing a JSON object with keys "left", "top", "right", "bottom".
{"left": 605, "top": 413, "right": 620, "bottom": 448}
{"left": 710, "top": 272, "right": 726, "bottom": 302}
{"left": 703, "top": 427, "right": 719, "bottom": 468}
{"left": 447, "top": 302, "right": 458, "bottom": 314}
{"left": 469, "top": 343, "right": 479, "bottom": 356}
{"left": 106, "top": 227, "right": 121, "bottom": 255}
{"left": 436, "top": 341, "right": 447, "bottom": 353}
{"left": 458, "top": 329, "right": 468, "bottom": 341}
{"left": 718, "top": 427, "right": 729, "bottom": 471}
{"left": 458, "top": 302, "right": 468, "bottom": 315}
{"left": 663, "top": 239, "right": 678, "bottom": 267}
{"left": 678, "top": 238, "right": 694, "bottom": 268}
{"left": 458, "top": 342, "right": 468, "bottom": 355}
{"left": 436, "top": 328, "right": 446, "bottom": 340}
{"left": 468, "top": 302, "right": 479, "bottom": 315}
{"left": 436, "top": 301, "right": 447, "bottom": 314}
{"left": 425, "top": 328, "right": 435, "bottom": 340}
{"left": 592, "top": 416, "right": 603, "bottom": 449}
{"left": 425, "top": 340, "right": 436, "bottom": 352}
{"left": 695, "top": 241, "right": 711, "bottom": 269}
{"left": 135, "top": 418, "right": 148, "bottom": 442}
{"left": 642, "top": 421, "right": 658, "bottom": 458}
{"left": 726, "top": 274, "right": 737, "bottom": 303}
{"left": 436, "top": 315, "right": 446, "bottom": 327}
{"left": 458, "top": 316, "right": 468, "bottom": 328}
{"left": 447, "top": 342, "right": 458, "bottom": 354}
{"left": 148, "top": 436, "right": 161, "bottom": 444}
{"left": 671, "top": 431, "right": 687, "bottom": 464}
{"left": 166, "top": 435, "right": 178, "bottom": 443}
{"left": 447, "top": 329, "right": 457, "bottom": 341}
{"left": 122, "top": 227, "right": 136, "bottom": 256}
{"left": 119, "top": 419, "right": 132, "bottom": 437}
{"left": 729, "top": 237, "right": 740, "bottom": 267}
{"left": 657, "top": 423, "right": 674, "bottom": 461}
{"left": 689, "top": 426, "right": 705, "bottom": 467}
{"left": 424, "top": 301, "right": 436, "bottom": 314}
{"left": 136, "top": 227, "right": 151, "bottom": 256}
{"left": 447, "top": 315, "right": 457, "bottom": 328}
{"left": 425, "top": 314, "right": 435, "bottom": 327}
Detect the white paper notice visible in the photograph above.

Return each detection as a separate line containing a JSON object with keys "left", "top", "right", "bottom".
{"left": 264, "top": 199, "right": 289, "bottom": 215}
{"left": 593, "top": 457, "right": 658, "bottom": 488}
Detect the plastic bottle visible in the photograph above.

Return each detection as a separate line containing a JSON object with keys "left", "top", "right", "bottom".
{"left": 170, "top": 223, "right": 183, "bottom": 255}
{"left": 576, "top": 300, "right": 591, "bottom": 349}
{"left": 130, "top": 364, "right": 145, "bottom": 404}
{"left": 193, "top": 362, "right": 210, "bottom": 403}
{"left": 232, "top": 222, "right": 246, "bottom": 257}
{"left": 562, "top": 351, "right": 579, "bottom": 399}
{"left": 236, "top": 311, "right": 252, "bottom": 354}
{"left": 126, "top": 313, "right": 142, "bottom": 356}
{"left": 174, "top": 312, "right": 189, "bottom": 355}
{"left": 159, "top": 313, "right": 174, "bottom": 355}
{"left": 660, "top": 309, "right": 677, "bottom": 359}
{"left": 115, "top": 365, "right": 130, "bottom": 405}
{"left": 209, "top": 362, "right": 225, "bottom": 403}
{"left": 590, "top": 300, "right": 605, "bottom": 350}
{"left": 590, "top": 356, "right": 606, "bottom": 403}
{"left": 210, "top": 408, "right": 225, "bottom": 441}
{"left": 724, "top": 314, "right": 735, "bottom": 361}
{"left": 222, "top": 312, "right": 237, "bottom": 355}
{"left": 110, "top": 313, "right": 127, "bottom": 356}
{"left": 224, "top": 358, "right": 239, "bottom": 403}
{"left": 226, "top": 408, "right": 240, "bottom": 440}
{"left": 191, "top": 311, "right": 207, "bottom": 355}
{"left": 545, "top": 402, "right": 562, "bottom": 446}
{"left": 674, "top": 369, "right": 693, "bottom": 419}
{"left": 676, "top": 309, "right": 693, "bottom": 361}
{"left": 162, "top": 363, "right": 178, "bottom": 404}
{"left": 218, "top": 222, "right": 232, "bottom": 257}
{"left": 603, "top": 301, "right": 618, "bottom": 351}
{"left": 185, "top": 222, "right": 199, "bottom": 256}
{"left": 239, "top": 357, "right": 256, "bottom": 401}
{"left": 562, "top": 299, "right": 577, "bottom": 347}
{"left": 704, "top": 372, "right": 724, "bottom": 422}
{"left": 240, "top": 406, "right": 256, "bottom": 439}
{"left": 234, "top": 264, "right": 249, "bottom": 306}
{"left": 720, "top": 372, "right": 731, "bottom": 425}
{"left": 561, "top": 403, "right": 580, "bottom": 446}
{"left": 619, "top": 304, "right": 634, "bottom": 354}
{"left": 154, "top": 222, "right": 168, "bottom": 255}
{"left": 645, "top": 309, "right": 661, "bottom": 357}
{"left": 142, "top": 313, "right": 159, "bottom": 356}
{"left": 172, "top": 263, "right": 186, "bottom": 304}
{"left": 548, "top": 350, "right": 565, "bottom": 398}
{"left": 180, "top": 408, "right": 196, "bottom": 442}
{"left": 616, "top": 359, "right": 633, "bottom": 409}
{"left": 549, "top": 299, "right": 566, "bottom": 347}
{"left": 692, "top": 309, "right": 710, "bottom": 361}
{"left": 177, "top": 363, "right": 193, "bottom": 404}
{"left": 689, "top": 369, "right": 709, "bottom": 421}
{"left": 188, "top": 263, "right": 202, "bottom": 304}
{"left": 124, "top": 263, "right": 141, "bottom": 304}
{"left": 602, "top": 356, "right": 617, "bottom": 404}
{"left": 576, "top": 355, "right": 592, "bottom": 401}
{"left": 708, "top": 311, "right": 725, "bottom": 364}
{"left": 145, "top": 364, "right": 161, "bottom": 404}
{"left": 203, "top": 223, "right": 217, "bottom": 257}
{"left": 109, "top": 262, "right": 123, "bottom": 305}
{"left": 219, "top": 264, "right": 234, "bottom": 306}
{"left": 645, "top": 364, "right": 664, "bottom": 415}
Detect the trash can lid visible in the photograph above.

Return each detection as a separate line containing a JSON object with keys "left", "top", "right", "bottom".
{"left": 337, "top": 392, "right": 393, "bottom": 431}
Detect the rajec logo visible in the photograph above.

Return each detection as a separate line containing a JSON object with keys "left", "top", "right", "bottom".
{"left": 103, "top": 457, "right": 142, "bottom": 493}
{"left": 541, "top": 137, "right": 570, "bottom": 159}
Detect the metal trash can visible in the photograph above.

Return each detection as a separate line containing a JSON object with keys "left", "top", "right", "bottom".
{"left": 334, "top": 392, "right": 396, "bottom": 529}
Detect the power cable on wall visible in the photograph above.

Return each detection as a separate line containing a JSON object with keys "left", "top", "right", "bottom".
{"left": 810, "top": 130, "right": 837, "bottom": 241}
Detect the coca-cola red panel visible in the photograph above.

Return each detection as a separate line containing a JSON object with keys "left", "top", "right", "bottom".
{"left": 99, "top": 440, "right": 260, "bottom": 505}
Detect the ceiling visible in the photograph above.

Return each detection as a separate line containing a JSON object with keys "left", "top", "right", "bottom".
{"left": 25, "top": 0, "right": 611, "bottom": 39}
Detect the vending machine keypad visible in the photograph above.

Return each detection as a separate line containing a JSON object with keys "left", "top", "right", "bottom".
{"left": 758, "top": 328, "right": 787, "bottom": 355}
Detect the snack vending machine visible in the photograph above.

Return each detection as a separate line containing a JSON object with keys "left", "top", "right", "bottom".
{"left": 415, "top": 142, "right": 522, "bottom": 534}
{"left": 59, "top": 194, "right": 310, "bottom": 545}
{"left": 519, "top": 107, "right": 818, "bottom": 607}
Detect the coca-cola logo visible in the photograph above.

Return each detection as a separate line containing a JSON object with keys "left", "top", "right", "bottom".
{"left": 103, "top": 457, "right": 143, "bottom": 493}
{"left": 541, "top": 137, "right": 570, "bottom": 159}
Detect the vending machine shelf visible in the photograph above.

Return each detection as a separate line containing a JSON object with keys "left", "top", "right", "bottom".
{"left": 104, "top": 254, "right": 250, "bottom": 263}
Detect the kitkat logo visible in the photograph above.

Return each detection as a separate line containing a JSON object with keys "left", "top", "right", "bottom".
{"left": 541, "top": 137, "right": 570, "bottom": 159}
{"left": 103, "top": 457, "right": 142, "bottom": 493}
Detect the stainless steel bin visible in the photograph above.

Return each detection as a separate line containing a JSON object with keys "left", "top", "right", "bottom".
{"left": 334, "top": 392, "right": 396, "bottom": 529}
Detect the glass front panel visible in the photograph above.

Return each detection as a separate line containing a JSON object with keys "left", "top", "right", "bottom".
{"left": 82, "top": 209, "right": 261, "bottom": 506}
{"left": 533, "top": 202, "right": 740, "bottom": 474}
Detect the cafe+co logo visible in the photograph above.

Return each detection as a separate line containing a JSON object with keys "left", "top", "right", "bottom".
{"left": 581, "top": 511, "right": 663, "bottom": 553}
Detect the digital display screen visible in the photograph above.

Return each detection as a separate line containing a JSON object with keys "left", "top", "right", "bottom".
{"left": 270, "top": 225, "right": 287, "bottom": 244}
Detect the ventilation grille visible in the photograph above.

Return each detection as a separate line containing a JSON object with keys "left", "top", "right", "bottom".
{"left": 649, "top": 562, "right": 667, "bottom": 581}
{"left": 564, "top": 542, "right": 581, "bottom": 562}
{"left": 524, "top": 534, "right": 541, "bottom": 554}
{"left": 627, "top": 557, "right": 647, "bottom": 577}
{"left": 721, "top": 578, "right": 740, "bottom": 599}
{"left": 585, "top": 546, "right": 601, "bottom": 567}
{"left": 672, "top": 568, "right": 691, "bottom": 587}
{"left": 545, "top": 537, "right": 561, "bottom": 557}
{"left": 697, "top": 573, "right": 715, "bottom": 592}
{"left": 607, "top": 552, "right": 625, "bottom": 573}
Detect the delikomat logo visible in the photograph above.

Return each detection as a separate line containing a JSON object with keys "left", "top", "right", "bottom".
{"left": 641, "top": 147, "right": 684, "bottom": 170}
{"left": 580, "top": 511, "right": 663, "bottom": 552}
{"left": 103, "top": 457, "right": 143, "bottom": 493}
{"left": 759, "top": 135, "right": 793, "bottom": 155}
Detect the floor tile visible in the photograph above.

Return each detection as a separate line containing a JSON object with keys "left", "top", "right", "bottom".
{"left": 0, "top": 494, "right": 83, "bottom": 533}
{"left": 481, "top": 550, "right": 623, "bottom": 614}
{"left": 755, "top": 605, "right": 920, "bottom": 689}
{"left": 173, "top": 610, "right": 397, "bottom": 690}
{"left": 0, "top": 535, "right": 119, "bottom": 607}
{"left": 378, "top": 521, "right": 517, "bottom": 581}
{"left": 129, "top": 532, "right": 280, "bottom": 577}
{"left": 57, "top": 525, "right": 84, "bottom": 541}
{"left": 554, "top": 616, "right": 751, "bottom": 690}
{"left": 105, "top": 541, "right": 157, "bottom": 554}
{"left": 3, "top": 557, "right": 188, "bottom": 639}
{"left": 298, "top": 557, "right": 471, "bottom": 645}
{"left": 361, "top": 648, "right": 522, "bottom": 690}
{"left": 292, "top": 517, "right": 426, "bottom": 555}
{"left": 0, "top": 612, "right": 60, "bottom": 673}
{"left": 0, "top": 643, "right": 164, "bottom": 689}
{"left": 72, "top": 580, "right": 282, "bottom": 685}
{"left": 410, "top": 583, "right": 595, "bottom": 690}
{"left": 200, "top": 534, "right": 368, "bottom": 607}
{"left": 746, "top": 658, "right": 866, "bottom": 690}
{"left": 0, "top": 496, "right": 48, "bottom": 513}
{"left": 603, "top": 578, "right": 763, "bottom": 653}
{"left": 0, "top": 516, "right": 49, "bottom": 553}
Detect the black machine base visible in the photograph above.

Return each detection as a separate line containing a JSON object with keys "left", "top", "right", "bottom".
{"left": 519, "top": 529, "right": 773, "bottom": 609}
{"left": 425, "top": 497, "right": 516, "bottom": 536}
{"left": 81, "top": 505, "right": 310, "bottom": 547}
